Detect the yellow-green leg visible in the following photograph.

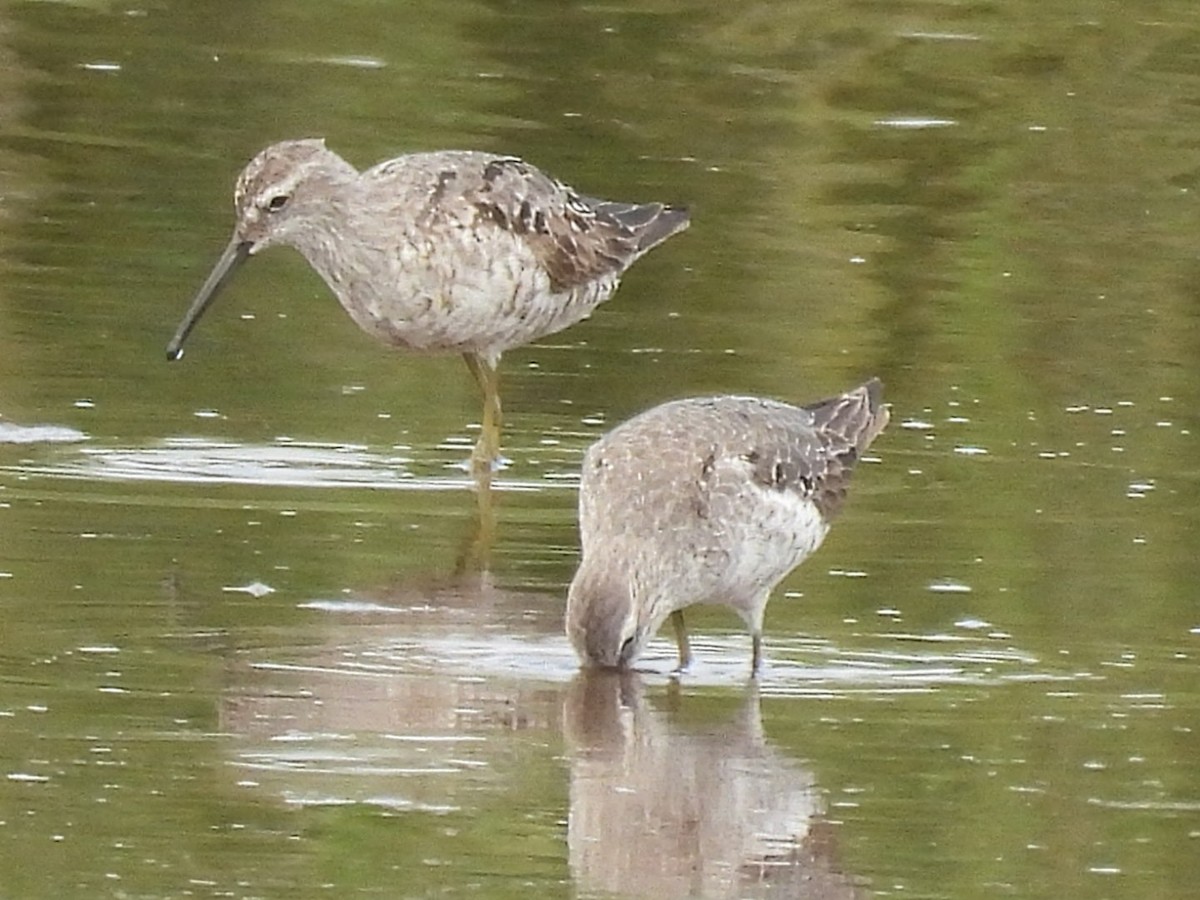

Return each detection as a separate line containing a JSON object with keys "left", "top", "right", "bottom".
{"left": 670, "top": 609, "right": 691, "bottom": 671}
{"left": 463, "top": 352, "right": 503, "bottom": 475}
{"left": 454, "top": 464, "right": 496, "bottom": 575}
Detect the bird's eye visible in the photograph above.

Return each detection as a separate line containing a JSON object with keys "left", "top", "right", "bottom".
{"left": 618, "top": 635, "right": 636, "bottom": 666}
{"left": 266, "top": 194, "right": 290, "bottom": 212}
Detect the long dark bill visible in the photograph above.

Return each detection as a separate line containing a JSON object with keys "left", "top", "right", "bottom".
{"left": 165, "top": 237, "right": 253, "bottom": 361}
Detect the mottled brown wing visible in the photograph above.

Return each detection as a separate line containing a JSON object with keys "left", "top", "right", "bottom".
{"left": 747, "top": 381, "right": 889, "bottom": 520}
{"left": 742, "top": 430, "right": 858, "bottom": 520}
{"left": 470, "top": 158, "right": 689, "bottom": 292}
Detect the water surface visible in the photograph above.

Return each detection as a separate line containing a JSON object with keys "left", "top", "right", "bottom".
{"left": 1, "top": 2, "right": 1198, "bottom": 898}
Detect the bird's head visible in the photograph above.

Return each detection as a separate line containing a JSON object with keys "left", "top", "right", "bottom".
{"left": 230, "top": 138, "right": 356, "bottom": 253}
{"left": 566, "top": 562, "right": 660, "bottom": 669}
{"left": 166, "top": 138, "right": 357, "bottom": 361}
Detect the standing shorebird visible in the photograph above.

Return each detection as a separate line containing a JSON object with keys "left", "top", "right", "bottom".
{"left": 165, "top": 138, "right": 689, "bottom": 472}
{"left": 566, "top": 378, "right": 889, "bottom": 673}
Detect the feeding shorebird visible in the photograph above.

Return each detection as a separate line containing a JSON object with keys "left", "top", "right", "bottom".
{"left": 566, "top": 377, "right": 889, "bottom": 673}
{"left": 165, "top": 138, "right": 689, "bottom": 472}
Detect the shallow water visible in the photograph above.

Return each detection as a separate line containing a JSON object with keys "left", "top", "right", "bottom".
{"left": 2, "top": 1, "right": 1199, "bottom": 898}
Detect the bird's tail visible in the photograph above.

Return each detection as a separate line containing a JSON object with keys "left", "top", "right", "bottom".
{"left": 804, "top": 377, "right": 890, "bottom": 453}
{"left": 588, "top": 200, "right": 691, "bottom": 254}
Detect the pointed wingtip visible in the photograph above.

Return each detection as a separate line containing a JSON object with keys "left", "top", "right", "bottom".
{"left": 636, "top": 203, "right": 691, "bottom": 253}
{"left": 863, "top": 376, "right": 884, "bottom": 406}
{"left": 803, "top": 378, "right": 889, "bottom": 450}
{"left": 663, "top": 203, "right": 691, "bottom": 232}
{"left": 860, "top": 377, "right": 890, "bottom": 445}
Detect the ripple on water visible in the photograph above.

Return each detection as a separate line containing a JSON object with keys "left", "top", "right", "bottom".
{"left": 0, "top": 422, "right": 88, "bottom": 444}
{"left": 248, "top": 608, "right": 1075, "bottom": 697}
{"left": 3, "top": 437, "right": 555, "bottom": 492}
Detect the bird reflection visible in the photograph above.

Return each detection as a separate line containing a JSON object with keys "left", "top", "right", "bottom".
{"left": 563, "top": 671, "right": 866, "bottom": 900}
{"left": 459, "top": 465, "right": 497, "bottom": 573}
